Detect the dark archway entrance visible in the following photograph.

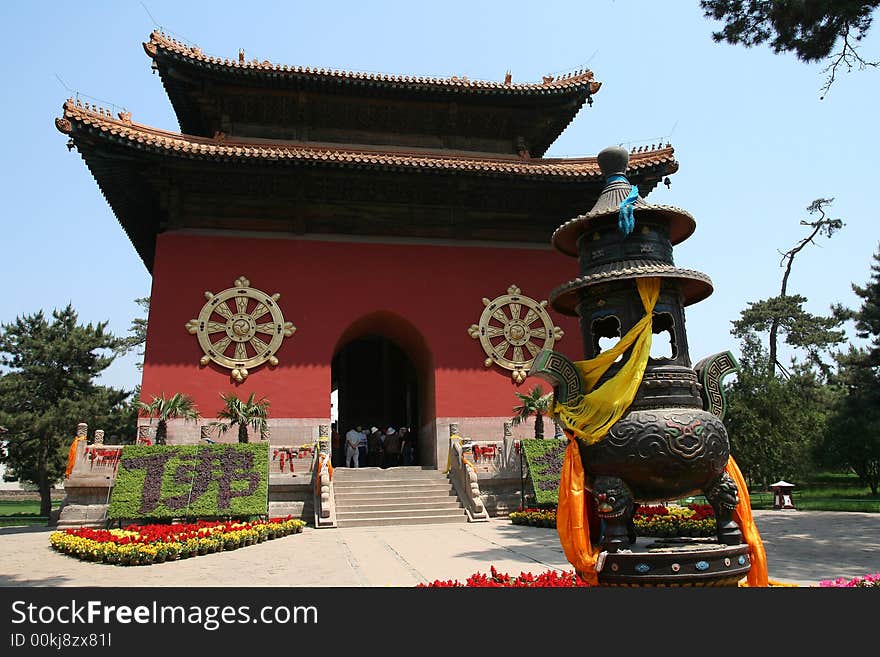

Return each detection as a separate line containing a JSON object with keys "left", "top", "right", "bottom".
{"left": 332, "top": 335, "right": 419, "bottom": 464}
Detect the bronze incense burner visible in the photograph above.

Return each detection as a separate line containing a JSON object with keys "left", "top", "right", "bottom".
{"left": 531, "top": 146, "right": 748, "bottom": 586}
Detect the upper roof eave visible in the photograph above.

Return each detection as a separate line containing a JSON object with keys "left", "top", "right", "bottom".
{"left": 143, "top": 31, "right": 603, "bottom": 97}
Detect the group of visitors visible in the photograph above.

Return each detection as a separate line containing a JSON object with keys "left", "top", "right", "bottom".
{"left": 337, "top": 424, "right": 415, "bottom": 468}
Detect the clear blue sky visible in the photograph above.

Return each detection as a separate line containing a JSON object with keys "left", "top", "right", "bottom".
{"left": 1, "top": 0, "right": 878, "bottom": 391}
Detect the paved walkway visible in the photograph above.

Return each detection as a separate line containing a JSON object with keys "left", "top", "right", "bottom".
{"left": 1, "top": 510, "right": 877, "bottom": 587}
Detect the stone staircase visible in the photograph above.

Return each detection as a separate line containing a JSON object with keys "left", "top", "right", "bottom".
{"left": 333, "top": 467, "right": 468, "bottom": 527}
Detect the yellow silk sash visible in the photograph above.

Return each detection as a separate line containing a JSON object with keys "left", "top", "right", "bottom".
{"left": 555, "top": 278, "right": 659, "bottom": 581}
{"left": 554, "top": 278, "right": 660, "bottom": 444}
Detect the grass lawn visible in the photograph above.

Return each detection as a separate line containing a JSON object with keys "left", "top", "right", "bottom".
{"left": 0, "top": 499, "right": 61, "bottom": 527}
{"left": 674, "top": 472, "right": 880, "bottom": 513}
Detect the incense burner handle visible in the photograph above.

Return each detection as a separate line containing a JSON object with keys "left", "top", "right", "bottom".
{"left": 528, "top": 350, "right": 585, "bottom": 406}
{"left": 693, "top": 351, "right": 740, "bottom": 420}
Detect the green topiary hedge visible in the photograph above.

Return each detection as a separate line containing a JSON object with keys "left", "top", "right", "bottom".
{"left": 108, "top": 444, "right": 269, "bottom": 520}
{"left": 521, "top": 439, "right": 567, "bottom": 506}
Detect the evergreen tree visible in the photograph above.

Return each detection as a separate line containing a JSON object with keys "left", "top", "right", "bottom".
{"left": 120, "top": 296, "right": 150, "bottom": 371}
{"left": 726, "top": 204, "right": 846, "bottom": 487}
{"left": 0, "top": 306, "right": 130, "bottom": 516}
{"left": 835, "top": 243, "right": 880, "bottom": 367}
{"left": 731, "top": 199, "right": 846, "bottom": 378}
{"left": 724, "top": 335, "right": 832, "bottom": 488}
{"left": 701, "top": 0, "right": 879, "bottom": 95}
{"left": 821, "top": 245, "right": 880, "bottom": 493}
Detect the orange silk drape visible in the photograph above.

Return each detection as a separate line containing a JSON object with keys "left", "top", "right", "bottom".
{"left": 556, "top": 438, "right": 601, "bottom": 584}
{"left": 726, "top": 456, "right": 769, "bottom": 587}
{"left": 64, "top": 435, "right": 85, "bottom": 479}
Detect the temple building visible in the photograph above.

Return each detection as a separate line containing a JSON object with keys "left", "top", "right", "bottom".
{"left": 56, "top": 32, "right": 679, "bottom": 473}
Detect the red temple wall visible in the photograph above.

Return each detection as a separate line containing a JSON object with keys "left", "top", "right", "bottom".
{"left": 140, "top": 231, "right": 584, "bottom": 423}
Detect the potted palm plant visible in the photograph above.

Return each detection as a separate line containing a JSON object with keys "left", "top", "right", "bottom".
{"left": 136, "top": 392, "right": 201, "bottom": 445}
{"left": 210, "top": 392, "right": 271, "bottom": 443}
{"left": 510, "top": 386, "right": 553, "bottom": 439}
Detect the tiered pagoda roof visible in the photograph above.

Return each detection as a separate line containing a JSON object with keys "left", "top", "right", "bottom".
{"left": 144, "top": 31, "right": 602, "bottom": 156}
{"left": 56, "top": 36, "right": 681, "bottom": 272}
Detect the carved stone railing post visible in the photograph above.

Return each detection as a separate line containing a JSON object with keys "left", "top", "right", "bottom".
{"left": 313, "top": 424, "right": 336, "bottom": 528}
{"left": 93, "top": 429, "right": 104, "bottom": 445}
{"left": 502, "top": 421, "right": 514, "bottom": 469}
{"left": 446, "top": 423, "right": 488, "bottom": 522}
{"left": 137, "top": 425, "right": 152, "bottom": 445}
{"left": 67, "top": 423, "right": 89, "bottom": 478}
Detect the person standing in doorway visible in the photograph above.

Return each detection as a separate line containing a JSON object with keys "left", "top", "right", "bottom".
{"left": 400, "top": 427, "right": 413, "bottom": 466}
{"left": 345, "top": 425, "right": 362, "bottom": 468}
{"left": 383, "top": 427, "right": 401, "bottom": 468}
{"left": 331, "top": 422, "right": 341, "bottom": 467}
{"left": 357, "top": 426, "right": 368, "bottom": 467}
{"left": 367, "top": 426, "right": 383, "bottom": 467}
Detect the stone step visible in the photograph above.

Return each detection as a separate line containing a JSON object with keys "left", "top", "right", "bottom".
{"left": 334, "top": 475, "right": 449, "bottom": 485}
{"left": 333, "top": 482, "right": 453, "bottom": 493}
{"left": 332, "top": 467, "right": 466, "bottom": 527}
{"left": 56, "top": 521, "right": 106, "bottom": 529}
{"left": 331, "top": 467, "right": 446, "bottom": 482}
{"left": 337, "top": 506, "right": 465, "bottom": 519}
{"left": 335, "top": 491, "right": 456, "bottom": 503}
{"left": 337, "top": 500, "right": 463, "bottom": 513}
{"left": 336, "top": 512, "right": 468, "bottom": 528}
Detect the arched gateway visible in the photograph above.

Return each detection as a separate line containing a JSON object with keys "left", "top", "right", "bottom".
{"left": 56, "top": 32, "right": 681, "bottom": 522}
{"left": 332, "top": 312, "right": 431, "bottom": 467}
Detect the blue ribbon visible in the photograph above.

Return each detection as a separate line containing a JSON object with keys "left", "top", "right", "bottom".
{"left": 606, "top": 175, "right": 639, "bottom": 237}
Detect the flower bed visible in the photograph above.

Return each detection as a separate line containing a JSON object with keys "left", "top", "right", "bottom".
{"left": 520, "top": 439, "right": 567, "bottom": 505}
{"left": 420, "top": 565, "right": 592, "bottom": 587}
{"left": 509, "top": 507, "right": 556, "bottom": 527}
{"left": 509, "top": 503, "right": 718, "bottom": 537}
{"left": 819, "top": 573, "right": 880, "bottom": 588}
{"left": 108, "top": 444, "right": 270, "bottom": 521}
{"left": 49, "top": 517, "right": 305, "bottom": 566}
{"left": 633, "top": 504, "right": 716, "bottom": 537}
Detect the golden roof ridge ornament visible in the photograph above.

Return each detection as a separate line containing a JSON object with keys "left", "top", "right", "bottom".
{"left": 185, "top": 275, "right": 296, "bottom": 382}
{"left": 468, "top": 283, "right": 563, "bottom": 384}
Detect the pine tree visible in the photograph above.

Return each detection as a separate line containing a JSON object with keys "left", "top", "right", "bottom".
{"left": 0, "top": 306, "right": 131, "bottom": 516}
{"left": 701, "top": 1, "right": 879, "bottom": 95}
{"left": 822, "top": 244, "right": 880, "bottom": 494}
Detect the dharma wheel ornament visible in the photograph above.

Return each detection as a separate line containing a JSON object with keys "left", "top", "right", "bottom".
{"left": 468, "top": 284, "right": 563, "bottom": 384}
{"left": 185, "top": 275, "right": 296, "bottom": 382}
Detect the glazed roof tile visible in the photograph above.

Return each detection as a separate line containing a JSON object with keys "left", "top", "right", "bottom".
{"left": 56, "top": 100, "right": 678, "bottom": 179}
{"left": 143, "top": 31, "right": 603, "bottom": 96}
